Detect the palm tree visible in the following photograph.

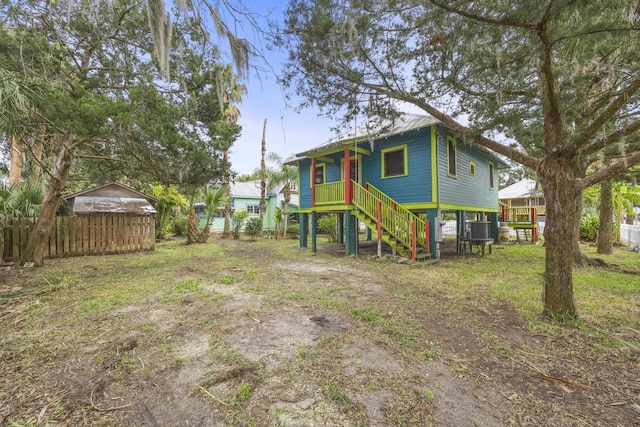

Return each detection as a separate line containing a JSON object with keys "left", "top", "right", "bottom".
{"left": 215, "top": 65, "right": 246, "bottom": 238}
{"left": 0, "top": 66, "right": 43, "bottom": 186}
{"left": 267, "top": 153, "right": 298, "bottom": 238}
{"left": 197, "top": 185, "right": 229, "bottom": 243}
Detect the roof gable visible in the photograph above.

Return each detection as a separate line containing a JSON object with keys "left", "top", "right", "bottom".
{"left": 63, "top": 182, "right": 157, "bottom": 203}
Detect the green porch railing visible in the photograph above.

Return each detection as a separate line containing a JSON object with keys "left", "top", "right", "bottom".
{"left": 315, "top": 181, "right": 345, "bottom": 205}
{"left": 351, "top": 181, "right": 429, "bottom": 256}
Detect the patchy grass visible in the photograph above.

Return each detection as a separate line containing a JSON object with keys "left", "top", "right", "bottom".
{"left": 0, "top": 237, "right": 638, "bottom": 426}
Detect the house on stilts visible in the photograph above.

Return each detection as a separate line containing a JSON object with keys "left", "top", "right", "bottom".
{"left": 288, "top": 113, "right": 509, "bottom": 260}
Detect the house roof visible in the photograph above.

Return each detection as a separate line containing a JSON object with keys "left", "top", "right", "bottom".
{"left": 72, "top": 196, "right": 157, "bottom": 215}
{"left": 294, "top": 113, "right": 440, "bottom": 158}
{"left": 499, "top": 178, "right": 543, "bottom": 199}
{"left": 228, "top": 180, "right": 287, "bottom": 198}
{"left": 290, "top": 113, "right": 508, "bottom": 168}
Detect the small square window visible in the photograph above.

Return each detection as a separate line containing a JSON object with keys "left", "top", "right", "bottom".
{"left": 381, "top": 145, "right": 408, "bottom": 178}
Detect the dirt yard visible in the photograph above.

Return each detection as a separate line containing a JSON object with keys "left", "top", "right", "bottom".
{"left": 1, "top": 238, "right": 639, "bottom": 426}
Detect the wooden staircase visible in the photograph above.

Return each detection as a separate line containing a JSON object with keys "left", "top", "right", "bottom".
{"left": 351, "top": 181, "right": 430, "bottom": 260}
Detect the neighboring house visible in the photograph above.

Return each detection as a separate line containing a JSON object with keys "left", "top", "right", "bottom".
{"left": 498, "top": 178, "right": 546, "bottom": 218}
{"left": 497, "top": 178, "right": 543, "bottom": 242}
{"left": 197, "top": 180, "right": 298, "bottom": 232}
{"left": 289, "top": 113, "right": 508, "bottom": 259}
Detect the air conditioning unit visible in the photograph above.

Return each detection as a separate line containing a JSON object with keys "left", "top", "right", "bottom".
{"left": 469, "top": 221, "right": 490, "bottom": 239}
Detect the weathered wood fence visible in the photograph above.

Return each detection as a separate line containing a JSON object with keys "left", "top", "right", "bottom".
{"left": 2, "top": 215, "right": 155, "bottom": 261}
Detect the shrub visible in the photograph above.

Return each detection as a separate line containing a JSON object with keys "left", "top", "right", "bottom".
{"left": 168, "top": 215, "right": 189, "bottom": 236}
{"left": 287, "top": 223, "right": 300, "bottom": 238}
{"left": 244, "top": 217, "right": 262, "bottom": 241}
{"left": 232, "top": 210, "right": 249, "bottom": 240}
{"left": 317, "top": 214, "right": 338, "bottom": 242}
{"left": 580, "top": 215, "right": 599, "bottom": 242}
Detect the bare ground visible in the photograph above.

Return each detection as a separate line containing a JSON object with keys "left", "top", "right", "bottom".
{"left": 1, "top": 238, "right": 639, "bottom": 426}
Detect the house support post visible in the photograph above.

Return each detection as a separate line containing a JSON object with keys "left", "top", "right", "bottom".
{"left": 337, "top": 213, "right": 344, "bottom": 244}
{"left": 376, "top": 201, "right": 382, "bottom": 257}
{"left": 531, "top": 208, "right": 538, "bottom": 243}
{"left": 311, "top": 158, "right": 316, "bottom": 207}
{"left": 426, "top": 209, "right": 439, "bottom": 259}
{"left": 456, "top": 210, "right": 467, "bottom": 254}
{"left": 310, "top": 211, "right": 317, "bottom": 253}
{"left": 489, "top": 212, "right": 499, "bottom": 242}
{"left": 345, "top": 210, "right": 357, "bottom": 256}
{"left": 344, "top": 149, "right": 351, "bottom": 205}
{"left": 299, "top": 213, "right": 308, "bottom": 248}
{"left": 425, "top": 220, "right": 430, "bottom": 256}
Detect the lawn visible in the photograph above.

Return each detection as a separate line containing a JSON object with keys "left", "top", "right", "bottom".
{"left": 1, "top": 237, "right": 638, "bottom": 426}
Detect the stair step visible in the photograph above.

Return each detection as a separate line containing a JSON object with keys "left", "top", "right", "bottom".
{"left": 415, "top": 253, "right": 431, "bottom": 260}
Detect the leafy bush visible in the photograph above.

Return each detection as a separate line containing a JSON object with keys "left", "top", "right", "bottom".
{"left": 168, "top": 215, "right": 189, "bottom": 236}
{"left": 317, "top": 214, "right": 338, "bottom": 242}
{"left": 580, "top": 215, "right": 599, "bottom": 242}
{"left": 232, "top": 210, "right": 249, "bottom": 240}
{"left": 287, "top": 223, "right": 300, "bottom": 238}
{"left": 244, "top": 217, "right": 263, "bottom": 241}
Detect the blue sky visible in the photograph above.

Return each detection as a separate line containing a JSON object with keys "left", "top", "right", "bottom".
{"left": 220, "top": 1, "right": 335, "bottom": 176}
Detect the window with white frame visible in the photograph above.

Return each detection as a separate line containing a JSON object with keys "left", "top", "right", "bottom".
{"left": 246, "top": 204, "right": 260, "bottom": 214}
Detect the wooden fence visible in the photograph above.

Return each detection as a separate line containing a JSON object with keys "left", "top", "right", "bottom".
{"left": 2, "top": 214, "right": 155, "bottom": 261}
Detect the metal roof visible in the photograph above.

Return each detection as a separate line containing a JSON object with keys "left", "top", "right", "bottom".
{"left": 63, "top": 182, "right": 158, "bottom": 203}
{"left": 295, "top": 113, "right": 441, "bottom": 158}
{"left": 498, "top": 178, "right": 543, "bottom": 199}
{"left": 72, "top": 196, "right": 157, "bottom": 215}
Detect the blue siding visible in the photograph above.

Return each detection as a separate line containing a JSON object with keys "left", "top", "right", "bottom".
{"left": 298, "top": 151, "right": 345, "bottom": 209}
{"left": 436, "top": 125, "right": 499, "bottom": 210}
{"left": 299, "top": 159, "right": 312, "bottom": 209}
{"left": 363, "top": 127, "right": 433, "bottom": 204}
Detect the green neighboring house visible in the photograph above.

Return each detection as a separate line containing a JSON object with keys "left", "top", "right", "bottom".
{"left": 195, "top": 180, "right": 298, "bottom": 232}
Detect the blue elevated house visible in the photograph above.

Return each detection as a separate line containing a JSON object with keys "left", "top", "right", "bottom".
{"left": 290, "top": 114, "right": 508, "bottom": 259}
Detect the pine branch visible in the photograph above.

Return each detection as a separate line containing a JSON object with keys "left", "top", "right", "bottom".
{"left": 579, "top": 119, "right": 640, "bottom": 158}
{"left": 573, "top": 77, "right": 640, "bottom": 149}
{"left": 584, "top": 151, "right": 640, "bottom": 187}
{"left": 429, "top": 0, "right": 539, "bottom": 31}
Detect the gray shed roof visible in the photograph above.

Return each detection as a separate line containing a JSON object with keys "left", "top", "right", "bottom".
{"left": 72, "top": 196, "right": 157, "bottom": 215}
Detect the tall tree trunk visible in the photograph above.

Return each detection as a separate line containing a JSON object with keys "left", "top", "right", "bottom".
{"left": 259, "top": 118, "right": 267, "bottom": 227}
{"left": 187, "top": 208, "right": 198, "bottom": 244}
{"left": 596, "top": 180, "right": 613, "bottom": 254}
{"left": 9, "top": 136, "right": 23, "bottom": 186}
{"left": 22, "top": 134, "right": 79, "bottom": 266}
{"left": 222, "top": 150, "right": 232, "bottom": 238}
{"left": 30, "top": 125, "right": 46, "bottom": 182}
{"left": 538, "top": 155, "right": 583, "bottom": 318}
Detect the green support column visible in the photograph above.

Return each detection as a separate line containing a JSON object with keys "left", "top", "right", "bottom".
{"left": 299, "top": 213, "right": 308, "bottom": 248}
{"left": 345, "top": 210, "right": 357, "bottom": 256}
{"left": 337, "top": 213, "right": 344, "bottom": 244}
{"left": 489, "top": 212, "right": 499, "bottom": 242}
{"left": 456, "top": 210, "right": 465, "bottom": 253}
{"left": 426, "top": 209, "right": 438, "bottom": 259}
{"left": 365, "top": 227, "right": 372, "bottom": 241}
{"left": 311, "top": 211, "right": 317, "bottom": 253}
